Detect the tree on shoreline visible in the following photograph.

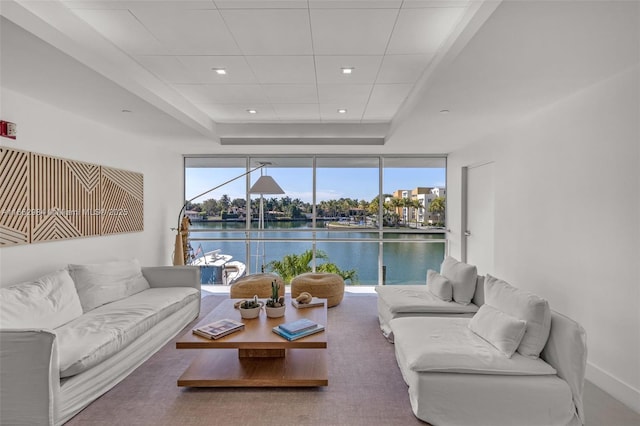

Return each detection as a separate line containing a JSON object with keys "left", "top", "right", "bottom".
{"left": 189, "top": 193, "right": 442, "bottom": 225}
{"left": 428, "top": 196, "right": 446, "bottom": 225}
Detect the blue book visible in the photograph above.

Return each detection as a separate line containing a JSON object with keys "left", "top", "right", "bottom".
{"left": 272, "top": 324, "right": 325, "bottom": 341}
{"left": 278, "top": 318, "right": 318, "bottom": 335}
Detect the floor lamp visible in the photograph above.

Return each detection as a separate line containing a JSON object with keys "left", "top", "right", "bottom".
{"left": 173, "top": 164, "right": 268, "bottom": 266}
{"left": 249, "top": 166, "right": 284, "bottom": 273}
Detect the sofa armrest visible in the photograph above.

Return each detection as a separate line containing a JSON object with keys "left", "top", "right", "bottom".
{"left": 541, "top": 311, "right": 587, "bottom": 424}
{"left": 0, "top": 329, "right": 59, "bottom": 426}
{"left": 141, "top": 266, "right": 201, "bottom": 292}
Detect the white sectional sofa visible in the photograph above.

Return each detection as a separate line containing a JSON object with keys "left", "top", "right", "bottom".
{"left": 376, "top": 256, "right": 484, "bottom": 341}
{"left": 0, "top": 260, "right": 201, "bottom": 426}
{"left": 378, "top": 258, "right": 587, "bottom": 426}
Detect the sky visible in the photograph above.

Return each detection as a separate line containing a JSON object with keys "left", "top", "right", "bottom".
{"left": 185, "top": 167, "right": 446, "bottom": 204}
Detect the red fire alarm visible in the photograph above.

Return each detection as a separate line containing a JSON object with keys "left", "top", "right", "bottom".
{"left": 1, "top": 121, "right": 17, "bottom": 139}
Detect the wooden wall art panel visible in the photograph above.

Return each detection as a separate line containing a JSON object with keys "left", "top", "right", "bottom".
{"left": 0, "top": 148, "right": 30, "bottom": 246}
{"left": 0, "top": 147, "right": 143, "bottom": 246}
{"left": 100, "top": 167, "right": 144, "bottom": 235}
{"left": 30, "top": 153, "right": 101, "bottom": 243}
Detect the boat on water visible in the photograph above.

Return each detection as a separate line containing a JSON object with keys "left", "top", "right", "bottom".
{"left": 189, "top": 248, "right": 246, "bottom": 285}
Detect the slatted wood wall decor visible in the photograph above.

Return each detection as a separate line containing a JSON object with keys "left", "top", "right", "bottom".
{"left": 101, "top": 166, "right": 144, "bottom": 235}
{"left": 30, "top": 153, "right": 101, "bottom": 242}
{"left": 0, "top": 147, "right": 30, "bottom": 246}
{"left": 0, "top": 147, "right": 143, "bottom": 246}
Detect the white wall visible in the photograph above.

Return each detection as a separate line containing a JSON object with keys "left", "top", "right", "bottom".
{"left": 0, "top": 89, "right": 184, "bottom": 286}
{"left": 447, "top": 66, "right": 640, "bottom": 413}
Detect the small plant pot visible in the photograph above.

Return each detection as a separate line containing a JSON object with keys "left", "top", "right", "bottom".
{"left": 265, "top": 305, "right": 286, "bottom": 318}
{"left": 239, "top": 302, "right": 263, "bottom": 319}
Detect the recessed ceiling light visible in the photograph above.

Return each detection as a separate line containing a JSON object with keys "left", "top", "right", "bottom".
{"left": 338, "top": 109, "right": 347, "bottom": 114}
{"left": 247, "top": 109, "right": 257, "bottom": 114}
{"left": 440, "top": 109, "right": 450, "bottom": 114}
{"left": 212, "top": 68, "right": 227, "bottom": 75}
{"left": 341, "top": 67, "right": 354, "bottom": 75}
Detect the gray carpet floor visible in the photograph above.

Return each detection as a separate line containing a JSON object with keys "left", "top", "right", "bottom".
{"left": 66, "top": 293, "right": 424, "bottom": 426}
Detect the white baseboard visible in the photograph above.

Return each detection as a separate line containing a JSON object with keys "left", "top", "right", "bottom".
{"left": 586, "top": 362, "right": 640, "bottom": 414}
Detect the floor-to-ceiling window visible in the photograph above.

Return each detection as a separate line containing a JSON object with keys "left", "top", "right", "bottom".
{"left": 184, "top": 155, "right": 446, "bottom": 285}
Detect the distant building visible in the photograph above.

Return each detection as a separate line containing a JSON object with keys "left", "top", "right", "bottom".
{"left": 389, "top": 187, "right": 446, "bottom": 225}
{"left": 420, "top": 187, "right": 446, "bottom": 224}
{"left": 184, "top": 210, "right": 201, "bottom": 221}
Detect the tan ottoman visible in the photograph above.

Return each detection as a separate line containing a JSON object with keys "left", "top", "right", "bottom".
{"left": 291, "top": 273, "right": 345, "bottom": 308}
{"left": 230, "top": 273, "right": 285, "bottom": 299}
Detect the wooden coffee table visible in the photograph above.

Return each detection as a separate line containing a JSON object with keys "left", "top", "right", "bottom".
{"left": 176, "top": 298, "right": 328, "bottom": 387}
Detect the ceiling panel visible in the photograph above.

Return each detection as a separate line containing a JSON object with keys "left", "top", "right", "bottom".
{"left": 309, "top": 0, "right": 402, "bottom": 8}
{"left": 131, "top": 8, "right": 240, "bottom": 55}
{"left": 65, "top": 1, "right": 218, "bottom": 10}
{"left": 402, "top": 0, "right": 470, "bottom": 8}
{"left": 220, "top": 9, "right": 313, "bottom": 55}
{"left": 319, "top": 103, "right": 367, "bottom": 122}
{"left": 71, "top": 9, "right": 168, "bottom": 55}
{"left": 134, "top": 55, "right": 192, "bottom": 83}
{"left": 199, "top": 104, "right": 278, "bottom": 122}
{"left": 214, "top": 0, "right": 308, "bottom": 9}
{"left": 245, "top": 56, "right": 316, "bottom": 84}
{"left": 263, "top": 85, "right": 319, "bottom": 104}
{"left": 176, "top": 56, "right": 258, "bottom": 84}
{"left": 273, "top": 104, "right": 321, "bottom": 121}
{"left": 310, "top": 9, "right": 398, "bottom": 55}
{"left": 315, "top": 56, "right": 383, "bottom": 85}
{"left": 317, "top": 84, "right": 372, "bottom": 104}
{"left": 174, "top": 84, "right": 269, "bottom": 104}
{"left": 386, "top": 7, "right": 467, "bottom": 54}
{"left": 376, "top": 54, "right": 433, "bottom": 84}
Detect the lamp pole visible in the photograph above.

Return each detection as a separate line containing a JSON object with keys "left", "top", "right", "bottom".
{"left": 248, "top": 164, "right": 284, "bottom": 273}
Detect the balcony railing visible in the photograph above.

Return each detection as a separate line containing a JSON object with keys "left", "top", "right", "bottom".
{"left": 186, "top": 226, "right": 448, "bottom": 286}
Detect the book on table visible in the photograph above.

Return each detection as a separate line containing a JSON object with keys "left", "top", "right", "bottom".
{"left": 278, "top": 318, "right": 319, "bottom": 335}
{"left": 291, "top": 297, "right": 325, "bottom": 309}
{"left": 272, "top": 323, "right": 325, "bottom": 341}
{"left": 193, "top": 318, "right": 245, "bottom": 340}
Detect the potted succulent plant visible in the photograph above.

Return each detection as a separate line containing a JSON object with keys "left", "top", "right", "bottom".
{"left": 238, "top": 295, "right": 263, "bottom": 319}
{"left": 265, "top": 281, "right": 286, "bottom": 318}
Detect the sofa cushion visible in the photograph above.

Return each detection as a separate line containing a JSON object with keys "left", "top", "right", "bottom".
{"left": 472, "top": 275, "right": 485, "bottom": 307}
{"left": 68, "top": 259, "right": 151, "bottom": 312}
{"left": 56, "top": 287, "right": 199, "bottom": 377}
{"left": 426, "top": 270, "right": 452, "bottom": 302}
{"left": 0, "top": 269, "right": 83, "bottom": 329}
{"left": 469, "top": 304, "right": 527, "bottom": 358}
{"left": 375, "top": 285, "right": 479, "bottom": 315}
{"left": 440, "top": 256, "right": 477, "bottom": 305}
{"left": 391, "top": 316, "right": 556, "bottom": 376}
{"left": 485, "top": 274, "right": 551, "bottom": 358}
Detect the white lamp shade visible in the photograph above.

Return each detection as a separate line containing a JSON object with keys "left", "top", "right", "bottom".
{"left": 249, "top": 175, "right": 284, "bottom": 194}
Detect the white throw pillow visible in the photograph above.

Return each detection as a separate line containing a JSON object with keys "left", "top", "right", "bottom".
{"left": 472, "top": 275, "right": 485, "bottom": 306}
{"left": 0, "top": 269, "right": 83, "bottom": 329}
{"left": 469, "top": 304, "right": 527, "bottom": 358}
{"left": 484, "top": 274, "right": 551, "bottom": 358}
{"left": 68, "top": 259, "right": 150, "bottom": 312}
{"left": 426, "top": 269, "right": 453, "bottom": 302}
{"left": 440, "top": 256, "right": 478, "bottom": 305}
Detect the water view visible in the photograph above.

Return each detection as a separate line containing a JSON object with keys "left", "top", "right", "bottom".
{"left": 189, "top": 221, "right": 446, "bottom": 286}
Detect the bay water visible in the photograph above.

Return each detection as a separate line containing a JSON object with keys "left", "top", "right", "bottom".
{"left": 189, "top": 221, "right": 446, "bottom": 285}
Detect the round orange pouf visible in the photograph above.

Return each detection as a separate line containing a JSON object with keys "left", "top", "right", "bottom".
{"left": 230, "top": 273, "right": 285, "bottom": 299}
{"left": 291, "top": 273, "right": 345, "bottom": 308}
